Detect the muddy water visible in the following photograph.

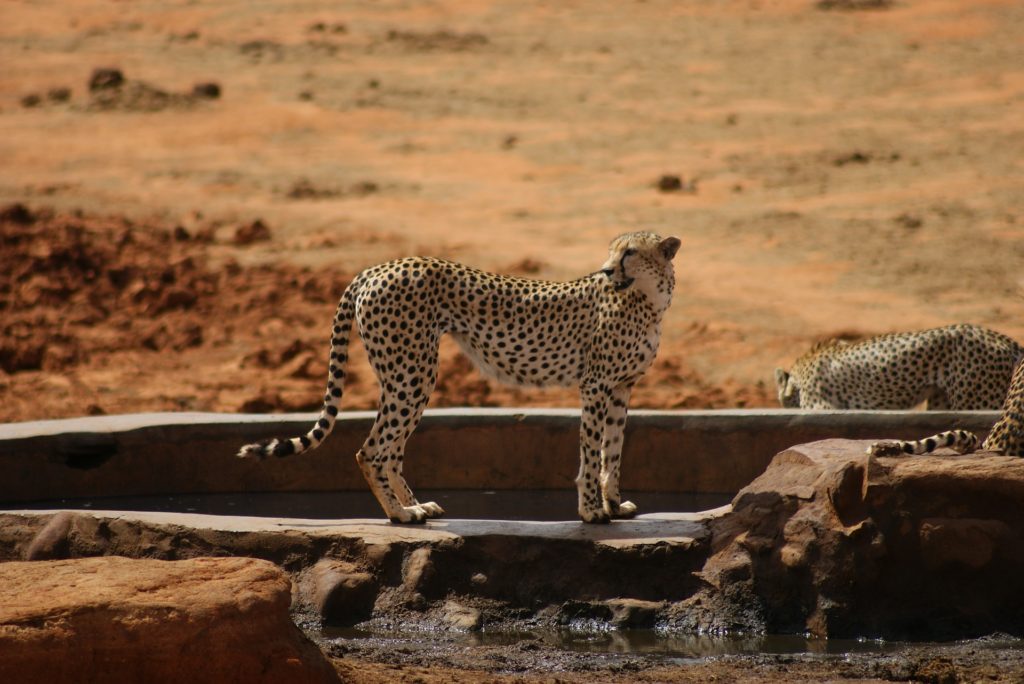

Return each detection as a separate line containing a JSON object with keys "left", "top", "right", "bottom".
{"left": 13, "top": 489, "right": 732, "bottom": 520}
{"left": 327, "top": 625, "right": 922, "bottom": 658}
{"left": 318, "top": 624, "right": 1024, "bottom": 678}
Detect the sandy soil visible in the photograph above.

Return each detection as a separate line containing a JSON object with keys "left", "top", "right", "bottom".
{"left": 5, "top": 6, "right": 1024, "bottom": 681}
{"left": 2, "top": 0, "right": 1023, "bottom": 423}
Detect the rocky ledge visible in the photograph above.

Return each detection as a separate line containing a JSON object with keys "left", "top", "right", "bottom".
{"left": 679, "top": 438, "right": 1024, "bottom": 639}
{"left": 0, "top": 556, "right": 340, "bottom": 683}
{"left": 2, "top": 439, "right": 1024, "bottom": 643}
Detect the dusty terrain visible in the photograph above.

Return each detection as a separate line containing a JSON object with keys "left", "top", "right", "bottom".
{"left": 2, "top": 2, "right": 1024, "bottom": 680}
{"left": 2, "top": 0, "right": 1023, "bottom": 423}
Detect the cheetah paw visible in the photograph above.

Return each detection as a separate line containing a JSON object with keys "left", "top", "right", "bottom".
{"left": 418, "top": 501, "right": 445, "bottom": 519}
{"left": 388, "top": 505, "right": 431, "bottom": 524}
{"left": 607, "top": 500, "right": 638, "bottom": 519}
{"left": 579, "top": 508, "right": 611, "bottom": 524}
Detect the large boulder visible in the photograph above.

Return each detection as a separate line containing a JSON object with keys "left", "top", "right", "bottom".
{"left": 684, "top": 439, "right": 1024, "bottom": 639}
{"left": 0, "top": 556, "right": 340, "bottom": 683}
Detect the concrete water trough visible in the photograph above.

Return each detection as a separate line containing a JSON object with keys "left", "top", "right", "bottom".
{"left": 0, "top": 408, "right": 998, "bottom": 518}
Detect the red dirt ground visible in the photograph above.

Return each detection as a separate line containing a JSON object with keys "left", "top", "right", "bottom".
{"left": 2, "top": 4, "right": 1024, "bottom": 680}
{"left": 1, "top": 0, "right": 1022, "bottom": 425}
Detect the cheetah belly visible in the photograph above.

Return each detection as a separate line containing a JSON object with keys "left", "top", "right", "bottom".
{"left": 449, "top": 332, "right": 584, "bottom": 388}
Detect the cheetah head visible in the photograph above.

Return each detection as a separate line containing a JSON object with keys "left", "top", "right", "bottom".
{"left": 774, "top": 368, "right": 801, "bottom": 408}
{"left": 601, "top": 232, "right": 681, "bottom": 309}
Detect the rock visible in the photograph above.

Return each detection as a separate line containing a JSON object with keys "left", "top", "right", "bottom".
{"left": 606, "top": 598, "right": 661, "bottom": 629}
{"left": 655, "top": 174, "right": 697, "bottom": 194}
{"left": 47, "top": 87, "right": 71, "bottom": 102}
{"left": 23, "top": 511, "right": 77, "bottom": 560}
{"left": 89, "top": 67, "right": 125, "bottom": 91}
{"left": 687, "top": 439, "right": 1024, "bottom": 639}
{"left": 556, "top": 600, "right": 611, "bottom": 626}
{"left": 439, "top": 600, "right": 482, "bottom": 631}
{"left": 192, "top": 82, "right": 221, "bottom": 99}
{"left": 402, "top": 547, "right": 434, "bottom": 594}
{"left": 233, "top": 219, "right": 272, "bottom": 245}
{"left": 296, "top": 559, "right": 378, "bottom": 626}
{"left": 655, "top": 174, "right": 683, "bottom": 192}
{"left": 0, "top": 556, "right": 340, "bottom": 683}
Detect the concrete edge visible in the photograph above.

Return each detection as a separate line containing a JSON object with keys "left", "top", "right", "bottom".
{"left": 1, "top": 506, "right": 726, "bottom": 548}
{"left": 0, "top": 409, "right": 1001, "bottom": 502}
{"left": 0, "top": 408, "right": 1002, "bottom": 439}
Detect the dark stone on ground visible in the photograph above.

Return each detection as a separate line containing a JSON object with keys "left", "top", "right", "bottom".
{"left": 89, "top": 68, "right": 125, "bottom": 91}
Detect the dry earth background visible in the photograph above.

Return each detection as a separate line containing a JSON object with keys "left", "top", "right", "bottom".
{"left": 3, "top": 2, "right": 1024, "bottom": 681}
{"left": 1, "top": 0, "right": 1023, "bottom": 420}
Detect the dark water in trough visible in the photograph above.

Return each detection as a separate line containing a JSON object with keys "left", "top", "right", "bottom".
{"left": 13, "top": 489, "right": 732, "bottom": 519}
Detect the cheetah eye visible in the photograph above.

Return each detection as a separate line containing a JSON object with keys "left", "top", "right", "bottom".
{"left": 623, "top": 248, "right": 637, "bottom": 257}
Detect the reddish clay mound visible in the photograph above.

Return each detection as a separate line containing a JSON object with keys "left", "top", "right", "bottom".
{"left": 0, "top": 205, "right": 766, "bottom": 422}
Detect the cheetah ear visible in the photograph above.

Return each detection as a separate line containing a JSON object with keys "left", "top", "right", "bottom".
{"left": 659, "top": 236, "right": 681, "bottom": 260}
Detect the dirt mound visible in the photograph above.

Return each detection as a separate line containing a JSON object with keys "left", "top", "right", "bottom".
{"left": 84, "top": 68, "right": 219, "bottom": 112}
{"left": 0, "top": 204, "right": 340, "bottom": 372}
{"left": 0, "top": 205, "right": 767, "bottom": 422}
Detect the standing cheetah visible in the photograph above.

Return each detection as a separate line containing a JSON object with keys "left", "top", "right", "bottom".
{"left": 869, "top": 357, "right": 1024, "bottom": 458}
{"left": 238, "top": 232, "right": 681, "bottom": 524}
{"left": 775, "top": 324, "right": 1022, "bottom": 410}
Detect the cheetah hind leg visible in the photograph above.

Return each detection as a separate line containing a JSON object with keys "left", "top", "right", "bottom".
{"left": 369, "top": 341, "right": 445, "bottom": 522}
{"left": 355, "top": 448, "right": 431, "bottom": 523}
{"left": 387, "top": 459, "right": 444, "bottom": 519}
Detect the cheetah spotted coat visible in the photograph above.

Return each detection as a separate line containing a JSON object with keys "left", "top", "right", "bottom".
{"left": 775, "top": 324, "right": 1023, "bottom": 411}
{"left": 869, "top": 356, "right": 1024, "bottom": 458}
{"left": 239, "top": 232, "right": 681, "bottom": 523}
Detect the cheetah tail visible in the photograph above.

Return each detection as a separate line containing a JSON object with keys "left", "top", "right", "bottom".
{"left": 866, "top": 429, "right": 979, "bottom": 458}
{"left": 236, "top": 281, "right": 358, "bottom": 460}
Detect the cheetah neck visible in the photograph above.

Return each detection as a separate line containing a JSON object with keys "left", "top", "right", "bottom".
{"left": 633, "top": 276, "right": 674, "bottom": 316}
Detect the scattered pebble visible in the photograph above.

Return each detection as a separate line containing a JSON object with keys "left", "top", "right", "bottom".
{"left": 308, "top": 22, "right": 347, "bottom": 34}
{"left": 817, "top": 0, "right": 893, "bottom": 10}
{"left": 233, "top": 219, "right": 272, "bottom": 245}
{"left": 89, "top": 68, "right": 125, "bottom": 92}
{"left": 191, "top": 82, "right": 221, "bottom": 99}
{"left": 655, "top": 174, "right": 698, "bottom": 194}
{"left": 895, "top": 213, "right": 923, "bottom": 230}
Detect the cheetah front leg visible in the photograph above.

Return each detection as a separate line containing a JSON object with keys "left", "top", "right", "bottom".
{"left": 577, "top": 382, "right": 612, "bottom": 524}
{"left": 600, "top": 383, "right": 637, "bottom": 519}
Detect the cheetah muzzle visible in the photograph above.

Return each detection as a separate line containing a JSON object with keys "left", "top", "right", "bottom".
{"left": 238, "top": 232, "right": 682, "bottom": 524}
